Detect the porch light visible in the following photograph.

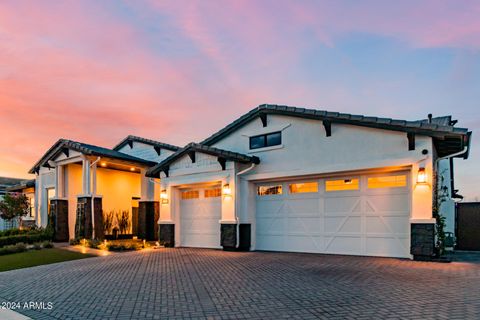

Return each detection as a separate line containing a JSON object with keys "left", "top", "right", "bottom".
{"left": 130, "top": 167, "right": 136, "bottom": 171}
{"left": 160, "top": 189, "right": 168, "bottom": 204}
{"left": 222, "top": 184, "right": 232, "bottom": 196}
{"left": 417, "top": 168, "right": 427, "bottom": 184}
{"left": 100, "top": 162, "right": 107, "bottom": 167}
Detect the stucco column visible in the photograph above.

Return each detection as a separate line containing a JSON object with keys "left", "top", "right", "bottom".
{"left": 55, "top": 164, "right": 64, "bottom": 198}
{"left": 82, "top": 158, "right": 91, "bottom": 195}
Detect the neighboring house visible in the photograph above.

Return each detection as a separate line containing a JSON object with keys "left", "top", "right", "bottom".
{"left": 0, "top": 177, "right": 32, "bottom": 230}
{"left": 29, "top": 104, "right": 471, "bottom": 260}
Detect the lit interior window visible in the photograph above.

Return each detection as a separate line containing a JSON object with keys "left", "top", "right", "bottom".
{"left": 289, "top": 182, "right": 318, "bottom": 194}
{"left": 181, "top": 190, "right": 199, "bottom": 200}
{"left": 204, "top": 188, "right": 222, "bottom": 198}
{"left": 368, "top": 175, "right": 407, "bottom": 189}
{"left": 257, "top": 185, "right": 283, "bottom": 196}
{"left": 325, "top": 179, "right": 359, "bottom": 191}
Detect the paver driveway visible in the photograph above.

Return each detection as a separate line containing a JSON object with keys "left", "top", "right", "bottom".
{"left": 1, "top": 248, "right": 480, "bottom": 320}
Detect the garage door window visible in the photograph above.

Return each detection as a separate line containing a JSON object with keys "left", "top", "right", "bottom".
{"left": 257, "top": 185, "right": 282, "bottom": 196}
{"left": 325, "top": 179, "right": 359, "bottom": 191}
{"left": 289, "top": 182, "right": 318, "bottom": 194}
{"left": 205, "top": 188, "right": 221, "bottom": 198}
{"left": 368, "top": 175, "right": 407, "bottom": 189}
{"left": 182, "top": 190, "right": 199, "bottom": 200}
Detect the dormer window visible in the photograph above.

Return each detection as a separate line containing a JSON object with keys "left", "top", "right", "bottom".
{"left": 249, "top": 132, "right": 282, "bottom": 150}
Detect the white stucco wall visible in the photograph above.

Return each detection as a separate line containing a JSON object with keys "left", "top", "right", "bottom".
{"left": 36, "top": 167, "right": 56, "bottom": 228}
{"left": 437, "top": 158, "right": 455, "bottom": 234}
{"left": 209, "top": 114, "right": 435, "bottom": 224}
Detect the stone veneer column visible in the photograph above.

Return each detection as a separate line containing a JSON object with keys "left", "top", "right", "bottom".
{"left": 159, "top": 223, "right": 174, "bottom": 247}
{"left": 49, "top": 199, "right": 69, "bottom": 242}
{"left": 75, "top": 197, "right": 103, "bottom": 240}
{"left": 138, "top": 201, "right": 159, "bottom": 241}
{"left": 220, "top": 223, "right": 251, "bottom": 251}
{"left": 410, "top": 223, "right": 435, "bottom": 260}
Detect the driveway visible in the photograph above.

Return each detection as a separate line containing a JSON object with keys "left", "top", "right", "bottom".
{"left": 1, "top": 248, "right": 480, "bottom": 320}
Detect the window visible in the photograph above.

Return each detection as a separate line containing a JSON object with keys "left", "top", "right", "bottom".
{"left": 325, "top": 179, "right": 359, "bottom": 192}
{"left": 249, "top": 132, "right": 282, "bottom": 149}
{"left": 28, "top": 196, "right": 35, "bottom": 217}
{"left": 181, "top": 190, "right": 199, "bottom": 200}
{"left": 205, "top": 188, "right": 221, "bottom": 198}
{"left": 257, "top": 185, "right": 283, "bottom": 196}
{"left": 289, "top": 182, "right": 318, "bottom": 194}
{"left": 368, "top": 175, "right": 407, "bottom": 189}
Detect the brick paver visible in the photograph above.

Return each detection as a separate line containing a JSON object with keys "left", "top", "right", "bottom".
{"left": 1, "top": 248, "right": 479, "bottom": 319}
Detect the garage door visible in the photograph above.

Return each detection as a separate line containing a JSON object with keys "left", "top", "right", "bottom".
{"left": 255, "top": 171, "right": 411, "bottom": 258}
{"left": 180, "top": 186, "right": 222, "bottom": 248}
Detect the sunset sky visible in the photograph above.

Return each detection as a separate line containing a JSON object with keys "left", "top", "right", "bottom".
{"left": 0, "top": 1, "right": 479, "bottom": 200}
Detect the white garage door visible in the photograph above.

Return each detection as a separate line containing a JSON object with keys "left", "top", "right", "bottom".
{"left": 255, "top": 171, "right": 411, "bottom": 258}
{"left": 180, "top": 186, "right": 222, "bottom": 248}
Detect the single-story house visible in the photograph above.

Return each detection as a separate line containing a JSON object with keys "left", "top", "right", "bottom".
{"left": 29, "top": 104, "right": 471, "bottom": 259}
{"left": 0, "top": 177, "right": 35, "bottom": 231}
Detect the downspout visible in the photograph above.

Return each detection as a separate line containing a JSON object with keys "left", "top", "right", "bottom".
{"left": 235, "top": 163, "right": 256, "bottom": 248}
{"left": 90, "top": 157, "right": 101, "bottom": 239}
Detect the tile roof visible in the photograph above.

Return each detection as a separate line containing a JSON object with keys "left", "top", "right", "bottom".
{"left": 29, "top": 139, "right": 157, "bottom": 174}
{"left": 201, "top": 104, "right": 471, "bottom": 158}
{"left": 113, "top": 135, "right": 180, "bottom": 152}
{"left": 146, "top": 142, "right": 260, "bottom": 177}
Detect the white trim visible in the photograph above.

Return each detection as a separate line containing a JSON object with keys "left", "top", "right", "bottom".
{"left": 248, "top": 144, "right": 284, "bottom": 153}
{"left": 241, "top": 123, "right": 291, "bottom": 138}
{"left": 219, "top": 220, "right": 237, "bottom": 224}
{"left": 159, "top": 220, "right": 174, "bottom": 224}
{"left": 410, "top": 218, "right": 436, "bottom": 224}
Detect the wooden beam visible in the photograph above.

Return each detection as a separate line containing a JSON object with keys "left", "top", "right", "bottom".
{"left": 407, "top": 132, "right": 415, "bottom": 151}
{"left": 128, "top": 140, "right": 133, "bottom": 148}
{"left": 188, "top": 151, "right": 196, "bottom": 163}
{"left": 260, "top": 113, "right": 267, "bottom": 127}
{"left": 154, "top": 146, "right": 161, "bottom": 156}
{"left": 217, "top": 157, "right": 226, "bottom": 170}
{"left": 323, "top": 120, "right": 332, "bottom": 137}
{"left": 62, "top": 148, "right": 69, "bottom": 157}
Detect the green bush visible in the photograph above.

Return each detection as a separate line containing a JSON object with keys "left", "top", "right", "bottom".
{"left": 0, "top": 243, "right": 27, "bottom": 256}
{"left": 0, "top": 230, "right": 52, "bottom": 247}
{"left": 107, "top": 242, "right": 140, "bottom": 252}
{"left": 42, "top": 241, "right": 54, "bottom": 248}
{"left": 0, "top": 227, "right": 40, "bottom": 238}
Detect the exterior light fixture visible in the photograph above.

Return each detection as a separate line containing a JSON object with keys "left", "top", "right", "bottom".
{"left": 344, "top": 179, "right": 352, "bottom": 184}
{"left": 222, "top": 184, "right": 232, "bottom": 196}
{"left": 100, "top": 162, "right": 107, "bottom": 167}
{"left": 130, "top": 167, "right": 135, "bottom": 172}
{"left": 417, "top": 168, "right": 427, "bottom": 184}
{"left": 160, "top": 189, "right": 168, "bottom": 204}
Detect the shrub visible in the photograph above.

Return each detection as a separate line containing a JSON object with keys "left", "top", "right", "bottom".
{"left": 103, "top": 210, "right": 114, "bottom": 235}
{"left": 33, "top": 243, "right": 42, "bottom": 250}
{"left": 69, "top": 238, "right": 81, "bottom": 245}
{"left": 0, "top": 242, "right": 27, "bottom": 256}
{"left": 116, "top": 210, "right": 131, "bottom": 234}
{"left": 42, "top": 241, "right": 54, "bottom": 248}
{"left": 0, "top": 229, "right": 52, "bottom": 247}
{"left": 107, "top": 241, "right": 140, "bottom": 252}
{"left": 87, "top": 239, "right": 102, "bottom": 249}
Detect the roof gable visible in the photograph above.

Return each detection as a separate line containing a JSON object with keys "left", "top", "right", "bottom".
{"left": 201, "top": 104, "right": 471, "bottom": 158}
{"left": 146, "top": 142, "right": 260, "bottom": 178}
{"left": 29, "top": 139, "right": 157, "bottom": 174}
{"left": 113, "top": 135, "right": 179, "bottom": 152}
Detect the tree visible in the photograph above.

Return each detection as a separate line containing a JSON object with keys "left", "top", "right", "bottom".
{"left": 0, "top": 193, "right": 30, "bottom": 222}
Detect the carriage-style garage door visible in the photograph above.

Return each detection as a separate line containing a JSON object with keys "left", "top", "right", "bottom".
{"left": 255, "top": 171, "right": 411, "bottom": 258}
{"left": 180, "top": 186, "right": 222, "bottom": 248}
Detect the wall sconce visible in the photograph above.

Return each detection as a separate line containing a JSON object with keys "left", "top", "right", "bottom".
{"left": 222, "top": 184, "right": 232, "bottom": 197}
{"left": 160, "top": 189, "right": 169, "bottom": 204}
{"left": 417, "top": 167, "right": 428, "bottom": 184}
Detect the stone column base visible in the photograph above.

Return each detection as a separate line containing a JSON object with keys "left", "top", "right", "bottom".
{"left": 49, "top": 199, "right": 69, "bottom": 242}
{"left": 159, "top": 224, "right": 174, "bottom": 247}
{"left": 138, "top": 201, "right": 159, "bottom": 241}
{"left": 411, "top": 223, "right": 435, "bottom": 260}
{"left": 221, "top": 223, "right": 251, "bottom": 251}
